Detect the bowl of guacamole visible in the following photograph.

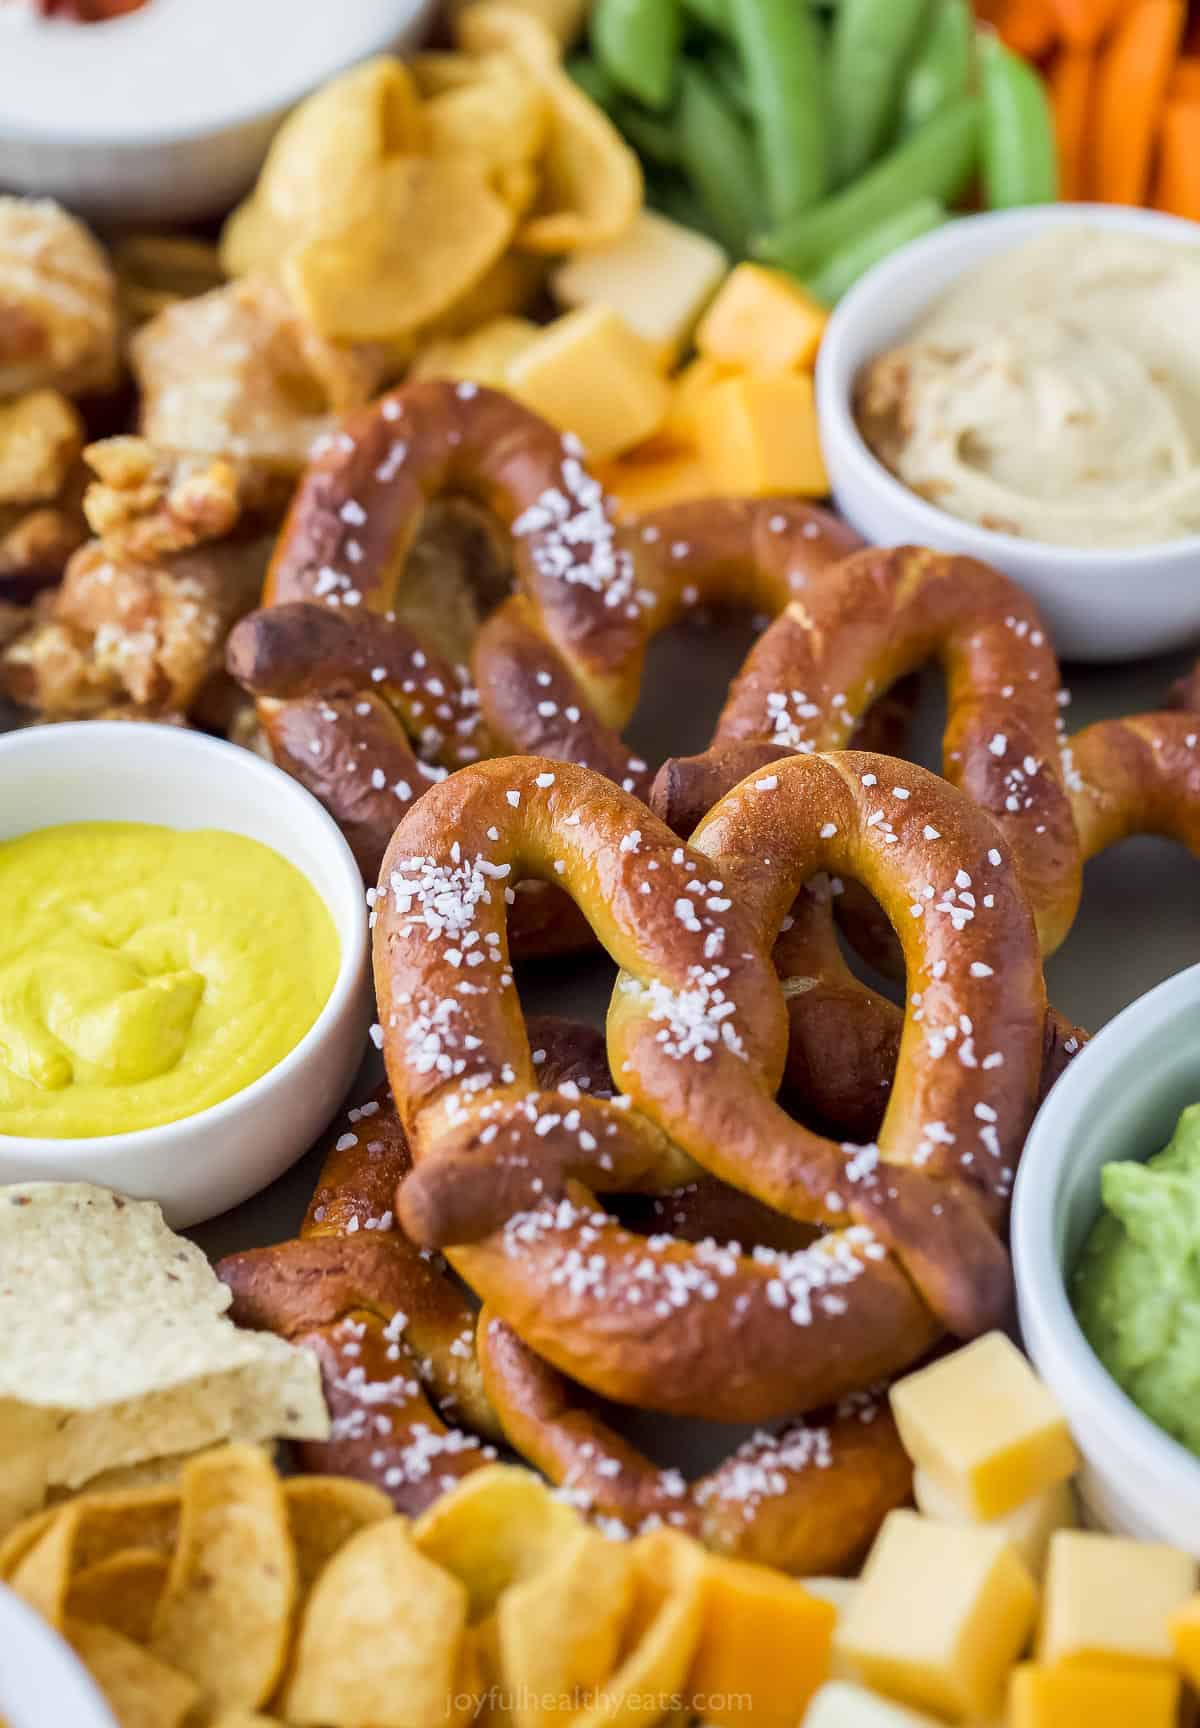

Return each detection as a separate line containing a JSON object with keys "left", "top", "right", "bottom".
{"left": 1013, "top": 964, "right": 1200, "bottom": 1552}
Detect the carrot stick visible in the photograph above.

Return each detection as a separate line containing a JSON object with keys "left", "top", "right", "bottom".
{"left": 1089, "top": 0, "right": 1184, "bottom": 203}
{"left": 1050, "top": 49, "right": 1096, "bottom": 199}
{"left": 1153, "top": 100, "right": 1200, "bottom": 216}
{"left": 996, "top": 0, "right": 1059, "bottom": 57}
{"left": 1170, "top": 56, "right": 1200, "bottom": 98}
{"left": 1049, "top": 0, "right": 1133, "bottom": 47}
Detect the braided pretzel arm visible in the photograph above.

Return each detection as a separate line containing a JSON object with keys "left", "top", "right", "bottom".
{"left": 374, "top": 756, "right": 1044, "bottom": 1421}
{"left": 653, "top": 546, "right": 1080, "bottom": 955}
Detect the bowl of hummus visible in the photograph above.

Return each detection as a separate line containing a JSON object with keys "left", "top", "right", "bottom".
{"left": 1013, "top": 963, "right": 1200, "bottom": 1552}
{"left": 816, "top": 205, "right": 1200, "bottom": 664}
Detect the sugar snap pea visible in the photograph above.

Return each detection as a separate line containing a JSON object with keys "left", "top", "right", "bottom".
{"left": 593, "top": 0, "right": 683, "bottom": 112}
{"left": 900, "top": 0, "right": 973, "bottom": 135}
{"left": 754, "top": 96, "right": 980, "bottom": 273}
{"left": 728, "top": 0, "right": 829, "bottom": 223}
{"left": 981, "top": 33, "right": 1058, "bottom": 209}
{"left": 708, "top": 41, "right": 752, "bottom": 115}
{"left": 829, "top": 0, "right": 930, "bottom": 185}
{"left": 566, "top": 55, "right": 619, "bottom": 112}
{"left": 805, "top": 198, "right": 948, "bottom": 304}
{"left": 676, "top": 63, "right": 766, "bottom": 255}
{"left": 614, "top": 101, "right": 682, "bottom": 169}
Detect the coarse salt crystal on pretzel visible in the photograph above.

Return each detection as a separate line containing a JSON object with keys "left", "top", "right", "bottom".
{"left": 228, "top": 382, "right": 858, "bottom": 885}
{"left": 373, "top": 754, "right": 1045, "bottom": 1425}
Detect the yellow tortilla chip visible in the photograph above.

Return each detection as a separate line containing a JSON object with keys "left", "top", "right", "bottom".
{"left": 0, "top": 1504, "right": 58, "bottom": 1582}
{"left": 423, "top": 55, "right": 548, "bottom": 180}
{"left": 453, "top": 0, "right": 589, "bottom": 50}
{"left": 149, "top": 1446, "right": 295, "bottom": 1711}
{"left": 281, "top": 1518, "right": 471, "bottom": 1728}
{"left": 66, "top": 1548, "right": 168, "bottom": 1643}
{"left": 413, "top": 1466, "right": 583, "bottom": 1621}
{"left": 423, "top": 249, "right": 548, "bottom": 341}
{"left": 285, "top": 156, "right": 515, "bottom": 343}
{"left": 8, "top": 1504, "right": 80, "bottom": 1627}
{"left": 499, "top": 1527, "right": 636, "bottom": 1728}
{"left": 573, "top": 1530, "right": 707, "bottom": 1728}
{"left": 0, "top": 1402, "right": 55, "bottom": 1541}
{"left": 67, "top": 1620, "right": 199, "bottom": 1728}
{"left": 4, "top": 1482, "right": 179, "bottom": 1593}
{"left": 458, "top": 6, "right": 642, "bottom": 252}
{"left": 283, "top": 1475, "right": 393, "bottom": 1598}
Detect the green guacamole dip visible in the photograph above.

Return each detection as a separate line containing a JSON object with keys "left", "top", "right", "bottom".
{"left": 1073, "top": 1102, "right": 1200, "bottom": 1456}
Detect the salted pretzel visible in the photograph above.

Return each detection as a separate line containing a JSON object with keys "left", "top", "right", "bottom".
{"left": 374, "top": 754, "right": 1045, "bottom": 1428}
{"left": 221, "top": 1019, "right": 913, "bottom": 1573}
{"left": 226, "top": 384, "right": 859, "bottom": 879}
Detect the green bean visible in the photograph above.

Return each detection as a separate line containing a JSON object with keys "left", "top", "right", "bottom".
{"left": 566, "top": 56, "right": 620, "bottom": 113}
{"left": 676, "top": 64, "right": 766, "bottom": 253}
{"left": 900, "top": 0, "right": 973, "bottom": 135}
{"left": 804, "top": 198, "right": 948, "bottom": 304}
{"left": 754, "top": 95, "right": 980, "bottom": 273}
{"left": 614, "top": 101, "right": 681, "bottom": 169}
{"left": 593, "top": 0, "right": 684, "bottom": 112}
{"left": 728, "top": 0, "right": 829, "bottom": 223}
{"left": 980, "top": 33, "right": 1058, "bottom": 209}
{"left": 829, "top": 0, "right": 930, "bottom": 185}
{"left": 708, "top": 41, "right": 752, "bottom": 115}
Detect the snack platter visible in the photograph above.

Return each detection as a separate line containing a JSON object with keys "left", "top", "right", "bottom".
{"left": 6, "top": 2, "right": 1200, "bottom": 1726}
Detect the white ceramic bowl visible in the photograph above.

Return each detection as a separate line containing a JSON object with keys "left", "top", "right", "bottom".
{"left": 0, "top": 1585, "right": 116, "bottom": 1728}
{"left": 0, "top": 0, "right": 436, "bottom": 226}
{"left": 0, "top": 722, "right": 370, "bottom": 1227}
{"left": 1013, "top": 963, "right": 1200, "bottom": 1549}
{"left": 816, "top": 204, "right": 1200, "bottom": 664}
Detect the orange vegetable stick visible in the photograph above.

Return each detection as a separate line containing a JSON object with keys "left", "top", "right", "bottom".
{"left": 1170, "top": 56, "right": 1200, "bottom": 98}
{"left": 1089, "top": 0, "right": 1184, "bottom": 202}
{"left": 1049, "top": 0, "right": 1133, "bottom": 47}
{"left": 1153, "top": 100, "right": 1200, "bottom": 217}
{"left": 995, "top": 0, "right": 1059, "bottom": 57}
{"left": 1050, "top": 49, "right": 1096, "bottom": 198}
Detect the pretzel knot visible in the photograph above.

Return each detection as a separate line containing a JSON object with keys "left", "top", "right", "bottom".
{"left": 226, "top": 381, "right": 858, "bottom": 880}
{"left": 373, "top": 754, "right": 1046, "bottom": 1425}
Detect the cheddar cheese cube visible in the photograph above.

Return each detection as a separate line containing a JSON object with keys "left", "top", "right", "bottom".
{"left": 888, "top": 1334, "right": 1079, "bottom": 1520}
{"left": 552, "top": 211, "right": 728, "bottom": 369}
{"left": 1007, "top": 1661, "right": 1181, "bottom": 1728}
{"left": 695, "top": 262, "right": 828, "bottom": 373}
{"left": 660, "top": 354, "right": 735, "bottom": 450}
{"left": 688, "top": 1556, "right": 835, "bottom": 1728}
{"left": 693, "top": 372, "right": 828, "bottom": 498}
{"left": 833, "top": 1510, "right": 1038, "bottom": 1721}
{"left": 409, "top": 318, "right": 540, "bottom": 391}
{"left": 595, "top": 450, "right": 714, "bottom": 519}
{"left": 1039, "top": 1529, "right": 1194, "bottom": 1667}
{"left": 912, "top": 1468, "right": 1076, "bottom": 1579}
{"left": 506, "top": 305, "right": 670, "bottom": 461}
{"left": 1170, "top": 1591, "right": 1200, "bottom": 1686}
{"left": 804, "top": 1681, "right": 944, "bottom": 1727}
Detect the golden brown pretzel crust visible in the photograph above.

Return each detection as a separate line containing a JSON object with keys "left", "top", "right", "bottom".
{"left": 229, "top": 392, "right": 858, "bottom": 881}
{"left": 373, "top": 754, "right": 1045, "bottom": 1424}
{"left": 652, "top": 545, "right": 1080, "bottom": 955}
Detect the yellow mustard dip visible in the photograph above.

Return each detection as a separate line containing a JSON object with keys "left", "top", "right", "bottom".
{"left": 0, "top": 823, "right": 339, "bottom": 1139}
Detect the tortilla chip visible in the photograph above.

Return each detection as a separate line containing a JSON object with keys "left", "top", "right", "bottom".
{"left": 413, "top": 1466, "right": 583, "bottom": 1621}
{"left": 0, "top": 1184, "right": 328, "bottom": 1491}
{"left": 284, "top": 1475, "right": 393, "bottom": 1598}
{"left": 423, "top": 55, "right": 548, "bottom": 181}
{"left": 149, "top": 1446, "right": 295, "bottom": 1711}
{"left": 0, "top": 1403, "right": 56, "bottom": 1541}
{"left": 8, "top": 1485, "right": 181, "bottom": 1623}
{"left": 66, "top": 1548, "right": 168, "bottom": 1643}
{"left": 0, "top": 1504, "right": 58, "bottom": 1582}
{"left": 457, "top": 6, "right": 641, "bottom": 252}
{"left": 422, "top": 249, "right": 548, "bottom": 342}
{"left": 67, "top": 1620, "right": 199, "bottom": 1728}
{"left": 281, "top": 1519, "right": 470, "bottom": 1728}
{"left": 499, "top": 1528, "right": 635, "bottom": 1728}
{"left": 572, "top": 1530, "right": 707, "bottom": 1728}
{"left": 8, "top": 1505, "right": 81, "bottom": 1627}
{"left": 452, "top": 0, "right": 589, "bottom": 50}
{"left": 285, "top": 157, "right": 515, "bottom": 343}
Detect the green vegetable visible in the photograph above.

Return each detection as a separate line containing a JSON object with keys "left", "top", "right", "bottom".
{"left": 900, "top": 0, "right": 973, "bottom": 135}
{"left": 804, "top": 197, "right": 948, "bottom": 303}
{"left": 708, "top": 41, "right": 752, "bottom": 114}
{"left": 593, "top": 0, "right": 684, "bottom": 112}
{"left": 682, "top": 0, "right": 729, "bottom": 30}
{"left": 728, "top": 0, "right": 829, "bottom": 223}
{"left": 828, "top": 0, "right": 930, "bottom": 185}
{"left": 566, "top": 55, "right": 620, "bottom": 112}
{"left": 755, "top": 96, "right": 980, "bottom": 273}
{"left": 980, "top": 33, "right": 1058, "bottom": 209}
{"left": 675, "top": 64, "right": 766, "bottom": 254}
{"left": 614, "top": 101, "right": 681, "bottom": 169}
{"left": 646, "top": 174, "right": 727, "bottom": 246}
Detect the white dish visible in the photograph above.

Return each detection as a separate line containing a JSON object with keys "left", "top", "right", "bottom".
{"left": 816, "top": 204, "right": 1200, "bottom": 664}
{"left": 0, "top": 1585, "right": 116, "bottom": 1728}
{"left": 0, "top": 0, "right": 436, "bottom": 225}
{"left": 1013, "top": 963, "right": 1200, "bottom": 1550}
{"left": 0, "top": 722, "right": 370, "bottom": 1227}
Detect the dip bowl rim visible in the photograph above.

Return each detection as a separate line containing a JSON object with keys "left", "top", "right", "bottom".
{"left": 0, "top": 1583, "right": 117, "bottom": 1728}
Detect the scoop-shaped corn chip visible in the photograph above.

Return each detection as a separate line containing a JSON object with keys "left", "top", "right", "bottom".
{"left": 283, "top": 1474, "right": 393, "bottom": 1597}
{"left": 67, "top": 1620, "right": 199, "bottom": 1728}
{"left": 573, "top": 1529, "right": 707, "bottom": 1728}
{"left": 413, "top": 1465, "right": 584, "bottom": 1620}
{"left": 66, "top": 1547, "right": 169, "bottom": 1643}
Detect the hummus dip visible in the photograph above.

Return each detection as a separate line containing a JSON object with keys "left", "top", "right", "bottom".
{"left": 855, "top": 229, "right": 1200, "bottom": 549}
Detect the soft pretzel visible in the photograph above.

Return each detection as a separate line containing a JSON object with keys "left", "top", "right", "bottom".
{"left": 651, "top": 544, "right": 1080, "bottom": 955}
{"left": 221, "top": 1020, "right": 913, "bottom": 1572}
{"left": 373, "top": 754, "right": 1045, "bottom": 1424}
{"left": 228, "top": 394, "right": 859, "bottom": 879}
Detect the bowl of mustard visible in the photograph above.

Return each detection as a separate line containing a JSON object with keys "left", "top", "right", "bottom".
{"left": 0, "top": 722, "right": 370, "bottom": 1225}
